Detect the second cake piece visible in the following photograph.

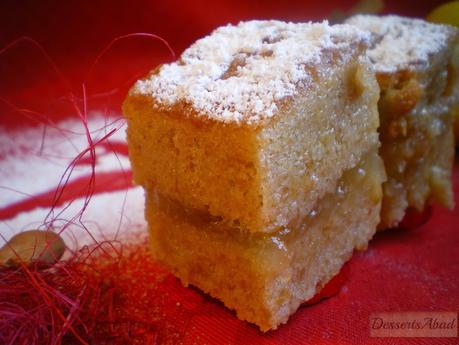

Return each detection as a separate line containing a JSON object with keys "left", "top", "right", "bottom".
{"left": 347, "top": 15, "right": 459, "bottom": 229}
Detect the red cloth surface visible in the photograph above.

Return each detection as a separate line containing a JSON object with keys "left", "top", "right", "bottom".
{"left": 1, "top": 1, "right": 458, "bottom": 344}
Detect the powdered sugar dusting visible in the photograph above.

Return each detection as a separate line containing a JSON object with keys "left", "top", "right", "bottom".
{"left": 0, "top": 116, "right": 146, "bottom": 248}
{"left": 346, "top": 15, "right": 458, "bottom": 73}
{"left": 134, "top": 20, "right": 370, "bottom": 124}
{"left": 0, "top": 116, "right": 127, "bottom": 205}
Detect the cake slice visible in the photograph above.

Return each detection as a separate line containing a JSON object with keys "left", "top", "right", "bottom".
{"left": 125, "top": 20, "right": 381, "bottom": 234}
{"left": 346, "top": 15, "right": 459, "bottom": 229}
{"left": 124, "top": 20, "right": 385, "bottom": 330}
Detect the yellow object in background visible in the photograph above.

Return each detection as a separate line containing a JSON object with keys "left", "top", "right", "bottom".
{"left": 427, "top": 1, "right": 459, "bottom": 27}
{"left": 428, "top": 2, "right": 459, "bottom": 145}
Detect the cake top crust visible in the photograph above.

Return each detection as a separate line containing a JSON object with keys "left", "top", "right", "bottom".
{"left": 133, "top": 20, "right": 370, "bottom": 124}
{"left": 346, "top": 15, "right": 458, "bottom": 73}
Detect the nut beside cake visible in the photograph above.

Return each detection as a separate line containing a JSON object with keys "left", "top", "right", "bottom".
{"left": 123, "top": 20, "right": 385, "bottom": 330}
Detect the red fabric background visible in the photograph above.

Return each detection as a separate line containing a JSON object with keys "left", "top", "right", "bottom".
{"left": 0, "top": 0, "right": 450, "bottom": 127}
{"left": 0, "top": 1, "right": 458, "bottom": 344}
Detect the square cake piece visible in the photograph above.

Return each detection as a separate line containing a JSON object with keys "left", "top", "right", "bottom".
{"left": 124, "top": 20, "right": 385, "bottom": 330}
{"left": 346, "top": 15, "right": 459, "bottom": 229}
{"left": 125, "top": 20, "right": 381, "bottom": 234}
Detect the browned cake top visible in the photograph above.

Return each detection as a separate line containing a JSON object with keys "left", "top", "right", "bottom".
{"left": 133, "top": 20, "right": 370, "bottom": 124}
{"left": 346, "top": 15, "right": 458, "bottom": 73}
